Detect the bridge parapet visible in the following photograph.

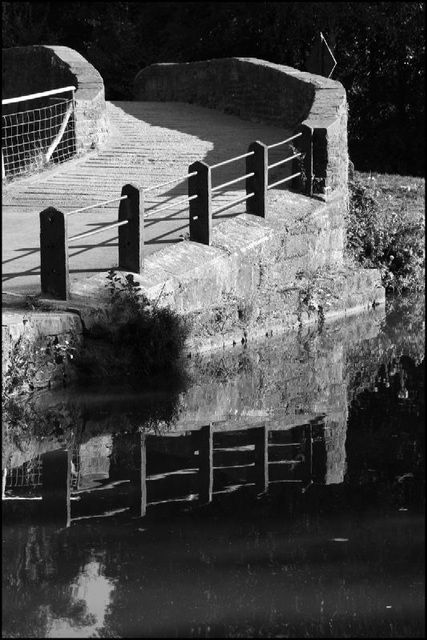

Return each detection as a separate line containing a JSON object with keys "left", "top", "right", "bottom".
{"left": 2, "top": 45, "right": 108, "bottom": 155}
{"left": 134, "top": 57, "right": 348, "bottom": 200}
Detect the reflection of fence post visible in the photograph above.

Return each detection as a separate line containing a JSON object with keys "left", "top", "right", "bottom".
{"left": 310, "top": 419, "right": 328, "bottom": 484}
{"left": 292, "top": 124, "right": 313, "bottom": 196}
{"left": 246, "top": 141, "right": 268, "bottom": 218}
{"left": 300, "top": 424, "right": 313, "bottom": 488}
{"left": 40, "top": 449, "right": 71, "bottom": 527}
{"left": 40, "top": 207, "right": 69, "bottom": 300}
{"left": 253, "top": 425, "right": 269, "bottom": 494}
{"left": 198, "top": 424, "right": 213, "bottom": 504}
{"left": 118, "top": 183, "right": 144, "bottom": 273}
{"left": 189, "top": 161, "right": 212, "bottom": 245}
{"left": 2, "top": 468, "right": 6, "bottom": 499}
{"left": 129, "top": 432, "right": 147, "bottom": 517}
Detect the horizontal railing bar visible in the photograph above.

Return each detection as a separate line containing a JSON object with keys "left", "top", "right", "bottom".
{"left": 67, "top": 195, "right": 128, "bottom": 216}
{"left": 68, "top": 219, "right": 128, "bottom": 242}
{"left": 210, "top": 151, "right": 255, "bottom": 170}
{"left": 268, "top": 153, "right": 301, "bottom": 170}
{"left": 144, "top": 194, "right": 198, "bottom": 216}
{"left": 72, "top": 480, "right": 130, "bottom": 495}
{"left": 143, "top": 171, "right": 198, "bottom": 193}
{"left": 213, "top": 483, "right": 256, "bottom": 494}
{"left": 267, "top": 132, "right": 302, "bottom": 150}
{"left": 268, "top": 479, "right": 303, "bottom": 484}
{"left": 147, "top": 494, "right": 198, "bottom": 506}
{"left": 211, "top": 172, "right": 255, "bottom": 192}
{"left": 212, "top": 192, "right": 254, "bottom": 215}
{"left": 268, "top": 442, "right": 301, "bottom": 447}
{"left": 2, "top": 86, "right": 76, "bottom": 105}
{"left": 267, "top": 172, "right": 301, "bottom": 190}
{"left": 213, "top": 463, "right": 255, "bottom": 470}
{"left": 147, "top": 469, "right": 199, "bottom": 481}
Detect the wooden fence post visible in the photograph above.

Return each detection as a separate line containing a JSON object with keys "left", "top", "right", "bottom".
{"left": 292, "top": 124, "right": 313, "bottom": 196}
{"left": 253, "top": 425, "right": 269, "bottom": 494}
{"left": 118, "top": 183, "right": 144, "bottom": 273}
{"left": 40, "top": 449, "right": 71, "bottom": 527}
{"left": 198, "top": 424, "right": 213, "bottom": 504}
{"left": 188, "top": 161, "right": 212, "bottom": 245}
{"left": 246, "top": 141, "right": 268, "bottom": 218}
{"left": 40, "top": 207, "right": 69, "bottom": 300}
{"left": 129, "top": 432, "right": 147, "bottom": 517}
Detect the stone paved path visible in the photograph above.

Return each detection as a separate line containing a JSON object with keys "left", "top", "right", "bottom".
{"left": 2, "top": 101, "right": 293, "bottom": 296}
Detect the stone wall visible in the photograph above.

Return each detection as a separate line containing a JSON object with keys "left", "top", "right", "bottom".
{"left": 134, "top": 57, "right": 348, "bottom": 200}
{"left": 2, "top": 45, "right": 108, "bottom": 155}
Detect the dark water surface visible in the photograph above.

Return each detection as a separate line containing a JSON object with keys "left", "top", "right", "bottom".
{"left": 2, "top": 295, "right": 425, "bottom": 638}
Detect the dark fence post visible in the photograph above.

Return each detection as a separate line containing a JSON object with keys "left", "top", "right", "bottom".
{"left": 40, "top": 449, "right": 71, "bottom": 527}
{"left": 198, "top": 424, "right": 213, "bottom": 504}
{"left": 40, "top": 207, "right": 69, "bottom": 300}
{"left": 188, "top": 161, "right": 212, "bottom": 245}
{"left": 292, "top": 124, "right": 313, "bottom": 196}
{"left": 246, "top": 141, "right": 268, "bottom": 218}
{"left": 253, "top": 425, "right": 269, "bottom": 494}
{"left": 118, "top": 183, "right": 144, "bottom": 273}
{"left": 129, "top": 432, "right": 147, "bottom": 517}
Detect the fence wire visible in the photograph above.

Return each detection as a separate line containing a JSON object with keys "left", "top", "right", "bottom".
{"left": 5, "top": 456, "right": 43, "bottom": 489}
{"left": 2, "top": 96, "right": 76, "bottom": 180}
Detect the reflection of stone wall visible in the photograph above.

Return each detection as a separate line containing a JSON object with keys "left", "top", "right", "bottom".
{"left": 78, "top": 435, "right": 112, "bottom": 489}
{"left": 323, "top": 415, "right": 347, "bottom": 484}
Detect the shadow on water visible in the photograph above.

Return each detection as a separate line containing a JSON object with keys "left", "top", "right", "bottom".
{"left": 2, "top": 294, "right": 425, "bottom": 638}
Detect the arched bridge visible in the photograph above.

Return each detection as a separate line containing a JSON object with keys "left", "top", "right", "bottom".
{"left": 2, "top": 48, "right": 349, "bottom": 302}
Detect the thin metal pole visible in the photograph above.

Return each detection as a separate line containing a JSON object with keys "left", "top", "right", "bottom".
{"left": 211, "top": 172, "right": 255, "bottom": 192}
{"left": 2, "top": 86, "right": 76, "bottom": 105}
{"left": 267, "top": 172, "right": 301, "bottom": 190}
{"left": 68, "top": 219, "right": 128, "bottom": 243}
{"left": 210, "top": 151, "right": 254, "bottom": 170}
{"left": 212, "top": 192, "right": 254, "bottom": 216}
{"left": 268, "top": 154, "right": 301, "bottom": 170}
{"left": 67, "top": 195, "right": 128, "bottom": 216}
{"left": 267, "top": 132, "right": 302, "bottom": 150}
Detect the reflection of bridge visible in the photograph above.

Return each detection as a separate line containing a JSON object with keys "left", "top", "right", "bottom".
{"left": 2, "top": 101, "right": 294, "bottom": 296}
{"left": 3, "top": 419, "right": 332, "bottom": 527}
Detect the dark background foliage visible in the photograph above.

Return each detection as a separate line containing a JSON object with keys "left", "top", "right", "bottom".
{"left": 2, "top": 1, "right": 424, "bottom": 175}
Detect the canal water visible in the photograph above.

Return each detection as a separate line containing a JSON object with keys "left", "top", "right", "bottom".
{"left": 2, "top": 295, "right": 424, "bottom": 638}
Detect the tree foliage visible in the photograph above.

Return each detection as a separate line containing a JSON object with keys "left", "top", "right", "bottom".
{"left": 2, "top": 1, "right": 424, "bottom": 174}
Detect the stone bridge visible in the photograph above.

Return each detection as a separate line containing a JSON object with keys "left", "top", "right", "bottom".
{"left": 2, "top": 46, "right": 384, "bottom": 352}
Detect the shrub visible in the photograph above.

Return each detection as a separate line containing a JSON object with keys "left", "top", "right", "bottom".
{"left": 346, "top": 176, "right": 425, "bottom": 293}
{"left": 84, "top": 269, "right": 191, "bottom": 379}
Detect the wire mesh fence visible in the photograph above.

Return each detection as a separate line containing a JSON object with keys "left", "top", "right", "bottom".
{"left": 5, "top": 456, "right": 43, "bottom": 490}
{"left": 2, "top": 87, "right": 76, "bottom": 181}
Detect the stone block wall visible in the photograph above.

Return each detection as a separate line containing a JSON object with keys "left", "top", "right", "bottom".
{"left": 2, "top": 45, "right": 108, "bottom": 156}
{"left": 134, "top": 57, "right": 348, "bottom": 200}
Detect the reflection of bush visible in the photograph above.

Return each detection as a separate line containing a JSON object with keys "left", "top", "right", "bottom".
{"left": 346, "top": 351, "right": 424, "bottom": 509}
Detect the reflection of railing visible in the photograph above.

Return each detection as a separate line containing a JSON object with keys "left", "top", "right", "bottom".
{"left": 2, "top": 421, "right": 325, "bottom": 525}
{"left": 4, "top": 456, "right": 43, "bottom": 492}
{"left": 2, "top": 86, "right": 76, "bottom": 180}
{"left": 139, "top": 423, "right": 316, "bottom": 515}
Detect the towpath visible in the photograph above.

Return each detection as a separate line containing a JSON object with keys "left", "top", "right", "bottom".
{"left": 2, "top": 101, "right": 292, "bottom": 297}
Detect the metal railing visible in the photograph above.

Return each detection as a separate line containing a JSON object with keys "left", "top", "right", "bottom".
{"left": 38, "top": 125, "right": 313, "bottom": 299}
{"left": 40, "top": 184, "right": 142, "bottom": 300}
{"left": 2, "top": 86, "right": 76, "bottom": 180}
